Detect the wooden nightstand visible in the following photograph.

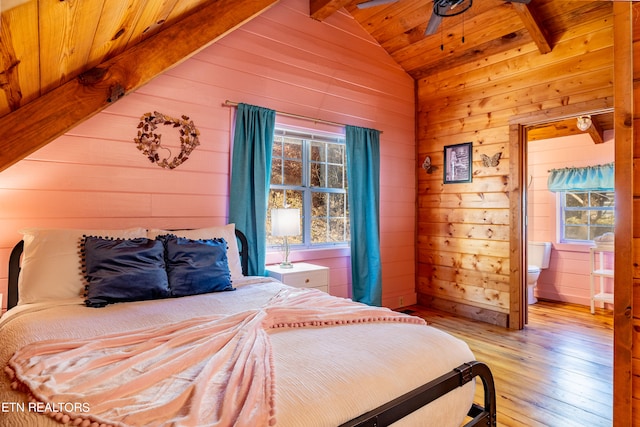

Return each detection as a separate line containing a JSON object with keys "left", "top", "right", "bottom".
{"left": 265, "top": 263, "right": 329, "bottom": 293}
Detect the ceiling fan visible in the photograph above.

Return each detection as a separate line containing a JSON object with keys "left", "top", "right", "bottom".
{"left": 356, "top": 0, "right": 531, "bottom": 36}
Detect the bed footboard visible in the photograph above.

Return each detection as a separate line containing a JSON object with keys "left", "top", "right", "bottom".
{"left": 339, "top": 360, "right": 496, "bottom": 427}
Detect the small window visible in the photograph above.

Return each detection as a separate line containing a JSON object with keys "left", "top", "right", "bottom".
{"left": 267, "top": 128, "right": 350, "bottom": 248}
{"left": 560, "top": 190, "right": 614, "bottom": 242}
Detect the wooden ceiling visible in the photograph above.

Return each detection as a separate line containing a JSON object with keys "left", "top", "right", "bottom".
{"left": 0, "top": 0, "right": 238, "bottom": 119}
{"left": 316, "top": 0, "right": 613, "bottom": 79}
{"left": 0, "top": 0, "right": 614, "bottom": 171}
{"left": 315, "top": 0, "right": 615, "bottom": 143}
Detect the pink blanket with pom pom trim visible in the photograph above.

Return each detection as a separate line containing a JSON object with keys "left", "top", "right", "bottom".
{"left": 6, "top": 288, "right": 425, "bottom": 427}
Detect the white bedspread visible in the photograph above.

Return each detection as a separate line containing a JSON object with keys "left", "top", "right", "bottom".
{"left": 0, "top": 277, "right": 476, "bottom": 427}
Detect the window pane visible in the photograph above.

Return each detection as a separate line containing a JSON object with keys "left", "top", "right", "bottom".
{"left": 591, "top": 191, "right": 614, "bottom": 208}
{"left": 283, "top": 138, "right": 302, "bottom": 159}
{"left": 327, "top": 143, "right": 344, "bottom": 164}
{"left": 283, "top": 159, "right": 302, "bottom": 186}
{"left": 310, "top": 162, "right": 326, "bottom": 187}
{"left": 565, "top": 210, "right": 587, "bottom": 226}
{"left": 312, "top": 192, "right": 328, "bottom": 217}
{"left": 589, "top": 226, "right": 614, "bottom": 241}
{"left": 311, "top": 218, "right": 328, "bottom": 243}
{"left": 327, "top": 164, "right": 344, "bottom": 189}
{"left": 310, "top": 142, "right": 324, "bottom": 162}
{"left": 273, "top": 138, "right": 283, "bottom": 155}
{"left": 565, "top": 225, "right": 588, "bottom": 240}
{"left": 270, "top": 158, "right": 282, "bottom": 185}
{"left": 268, "top": 189, "right": 284, "bottom": 212}
{"left": 565, "top": 192, "right": 588, "bottom": 208}
{"left": 281, "top": 138, "right": 302, "bottom": 186}
{"left": 592, "top": 210, "right": 614, "bottom": 225}
{"left": 329, "top": 193, "right": 349, "bottom": 243}
{"left": 329, "top": 193, "right": 346, "bottom": 217}
{"left": 286, "top": 190, "right": 304, "bottom": 209}
{"left": 329, "top": 218, "right": 347, "bottom": 242}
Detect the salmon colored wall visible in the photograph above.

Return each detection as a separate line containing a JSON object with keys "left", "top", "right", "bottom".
{"left": 0, "top": 0, "right": 416, "bottom": 312}
{"left": 527, "top": 131, "right": 614, "bottom": 306}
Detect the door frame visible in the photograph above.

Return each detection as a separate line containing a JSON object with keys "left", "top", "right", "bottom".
{"left": 509, "top": 105, "right": 614, "bottom": 330}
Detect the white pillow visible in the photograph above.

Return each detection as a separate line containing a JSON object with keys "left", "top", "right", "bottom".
{"left": 147, "top": 224, "right": 244, "bottom": 281}
{"left": 18, "top": 227, "right": 148, "bottom": 304}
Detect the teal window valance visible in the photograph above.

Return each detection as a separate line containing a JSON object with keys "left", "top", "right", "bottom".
{"left": 547, "top": 162, "right": 614, "bottom": 193}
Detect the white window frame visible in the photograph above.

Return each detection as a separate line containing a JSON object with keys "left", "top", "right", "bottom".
{"left": 558, "top": 190, "right": 615, "bottom": 243}
{"left": 267, "top": 127, "right": 350, "bottom": 249}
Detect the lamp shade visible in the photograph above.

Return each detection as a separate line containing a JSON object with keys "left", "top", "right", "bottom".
{"left": 271, "top": 208, "right": 300, "bottom": 237}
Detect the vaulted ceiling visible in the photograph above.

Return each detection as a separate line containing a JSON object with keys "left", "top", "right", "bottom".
{"left": 0, "top": 0, "right": 614, "bottom": 172}
{"left": 316, "top": 0, "right": 612, "bottom": 80}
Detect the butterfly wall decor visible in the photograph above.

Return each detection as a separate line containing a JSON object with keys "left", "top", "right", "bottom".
{"left": 480, "top": 152, "right": 502, "bottom": 168}
{"left": 422, "top": 156, "right": 433, "bottom": 173}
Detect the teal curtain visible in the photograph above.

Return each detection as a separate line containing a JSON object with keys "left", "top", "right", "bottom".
{"left": 547, "top": 162, "right": 614, "bottom": 193}
{"left": 229, "top": 103, "right": 276, "bottom": 276}
{"left": 346, "top": 125, "right": 382, "bottom": 306}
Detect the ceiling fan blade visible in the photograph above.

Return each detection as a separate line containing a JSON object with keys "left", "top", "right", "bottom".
{"left": 425, "top": 2, "right": 451, "bottom": 36}
{"left": 507, "top": 0, "right": 531, "bottom": 3}
{"left": 356, "top": 0, "right": 398, "bottom": 9}
{"left": 425, "top": 13, "right": 443, "bottom": 35}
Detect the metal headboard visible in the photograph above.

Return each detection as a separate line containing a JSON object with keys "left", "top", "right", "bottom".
{"left": 6, "top": 229, "right": 249, "bottom": 311}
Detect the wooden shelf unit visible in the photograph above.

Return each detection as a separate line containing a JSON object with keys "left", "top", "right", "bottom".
{"left": 589, "top": 245, "right": 614, "bottom": 314}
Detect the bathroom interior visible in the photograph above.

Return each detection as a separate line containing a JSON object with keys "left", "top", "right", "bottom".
{"left": 526, "top": 114, "right": 615, "bottom": 316}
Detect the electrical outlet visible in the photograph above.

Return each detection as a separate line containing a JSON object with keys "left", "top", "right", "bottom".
{"left": 399, "top": 296, "right": 404, "bottom": 307}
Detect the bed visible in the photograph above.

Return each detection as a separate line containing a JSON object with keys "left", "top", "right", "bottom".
{"left": 1, "top": 225, "right": 496, "bottom": 427}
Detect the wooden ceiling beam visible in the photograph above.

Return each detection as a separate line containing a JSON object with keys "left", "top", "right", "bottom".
{"left": 0, "top": 0, "right": 280, "bottom": 173}
{"left": 526, "top": 116, "right": 608, "bottom": 143}
{"left": 310, "top": 0, "right": 351, "bottom": 21}
{"left": 512, "top": 2, "right": 552, "bottom": 54}
{"left": 586, "top": 116, "right": 605, "bottom": 144}
{"left": 527, "top": 118, "right": 580, "bottom": 142}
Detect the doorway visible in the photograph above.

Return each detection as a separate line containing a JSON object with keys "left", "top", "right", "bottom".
{"left": 507, "top": 105, "right": 615, "bottom": 330}
{"left": 509, "top": 102, "right": 633, "bottom": 421}
{"left": 524, "top": 112, "right": 615, "bottom": 319}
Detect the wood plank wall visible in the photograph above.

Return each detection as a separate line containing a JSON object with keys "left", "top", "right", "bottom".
{"left": 415, "top": 4, "right": 614, "bottom": 326}
{"left": 0, "top": 0, "right": 415, "bottom": 312}
{"left": 630, "top": 2, "right": 640, "bottom": 424}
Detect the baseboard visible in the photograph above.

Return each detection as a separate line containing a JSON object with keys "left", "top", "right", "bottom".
{"left": 417, "top": 294, "right": 509, "bottom": 328}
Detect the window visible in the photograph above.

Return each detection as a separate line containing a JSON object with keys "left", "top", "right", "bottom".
{"left": 560, "top": 190, "right": 614, "bottom": 242}
{"left": 267, "top": 128, "right": 349, "bottom": 248}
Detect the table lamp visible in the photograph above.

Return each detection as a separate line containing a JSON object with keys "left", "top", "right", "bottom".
{"left": 271, "top": 208, "right": 300, "bottom": 268}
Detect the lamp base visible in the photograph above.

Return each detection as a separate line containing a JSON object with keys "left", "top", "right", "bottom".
{"left": 279, "top": 261, "right": 294, "bottom": 269}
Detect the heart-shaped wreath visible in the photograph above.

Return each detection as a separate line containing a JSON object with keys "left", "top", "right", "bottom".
{"left": 134, "top": 111, "right": 200, "bottom": 169}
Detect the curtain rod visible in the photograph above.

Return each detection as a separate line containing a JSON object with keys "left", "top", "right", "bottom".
{"left": 547, "top": 162, "right": 614, "bottom": 173}
{"left": 223, "top": 100, "right": 379, "bottom": 132}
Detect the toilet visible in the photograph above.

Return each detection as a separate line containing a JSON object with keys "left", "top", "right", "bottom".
{"left": 527, "top": 242, "right": 552, "bottom": 304}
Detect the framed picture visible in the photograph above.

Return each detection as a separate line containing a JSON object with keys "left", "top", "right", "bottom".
{"left": 444, "top": 142, "right": 472, "bottom": 184}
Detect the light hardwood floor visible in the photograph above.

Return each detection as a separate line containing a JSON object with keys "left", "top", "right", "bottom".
{"left": 406, "top": 301, "right": 613, "bottom": 427}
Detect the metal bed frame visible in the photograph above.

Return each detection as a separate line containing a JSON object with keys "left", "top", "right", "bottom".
{"left": 6, "top": 229, "right": 496, "bottom": 427}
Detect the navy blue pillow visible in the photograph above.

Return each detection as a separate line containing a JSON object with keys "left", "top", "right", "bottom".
{"left": 83, "top": 237, "right": 170, "bottom": 307}
{"left": 161, "top": 235, "right": 234, "bottom": 297}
